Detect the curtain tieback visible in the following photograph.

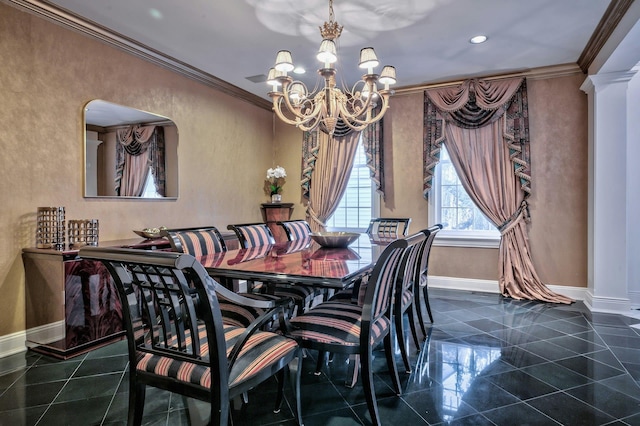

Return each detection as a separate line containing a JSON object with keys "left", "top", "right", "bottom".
{"left": 306, "top": 207, "right": 326, "bottom": 229}
{"left": 498, "top": 200, "right": 530, "bottom": 235}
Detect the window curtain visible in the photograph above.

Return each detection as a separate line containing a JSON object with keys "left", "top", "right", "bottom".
{"left": 115, "top": 125, "right": 165, "bottom": 196}
{"left": 362, "top": 111, "right": 385, "bottom": 198}
{"left": 423, "top": 78, "right": 572, "bottom": 304}
{"left": 301, "top": 129, "right": 360, "bottom": 232}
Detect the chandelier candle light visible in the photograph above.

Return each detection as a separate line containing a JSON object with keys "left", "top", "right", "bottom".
{"left": 266, "top": 166, "right": 287, "bottom": 202}
{"left": 267, "top": 0, "right": 396, "bottom": 135}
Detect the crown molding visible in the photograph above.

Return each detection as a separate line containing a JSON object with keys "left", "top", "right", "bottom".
{"left": 6, "top": 0, "right": 273, "bottom": 111}
{"left": 393, "top": 63, "right": 583, "bottom": 96}
{"left": 577, "top": 0, "right": 635, "bottom": 73}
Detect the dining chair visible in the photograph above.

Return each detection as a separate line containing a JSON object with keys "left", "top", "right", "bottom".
{"left": 228, "top": 223, "right": 316, "bottom": 316}
{"left": 414, "top": 224, "right": 443, "bottom": 336}
{"left": 285, "top": 235, "right": 424, "bottom": 426}
{"left": 276, "top": 220, "right": 312, "bottom": 241}
{"left": 227, "top": 222, "right": 276, "bottom": 248}
{"left": 324, "top": 230, "right": 429, "bottom": 374}
{"left": 162, "top": 226, "right": 227, "bottom": 256}
{"left": 366, "top": 217, "right": 412, "bottom": 238}
{"left": 276, "top": 219, "right": 329, "bottom": 305}
{"left": 393, "top": 230, "right": 430, "bottom": 373}
{"left": 163, "top": 226, "right": 285, "bottom": 327}
{"left": 78, "top": 247, "right": 302, "bottom": 426}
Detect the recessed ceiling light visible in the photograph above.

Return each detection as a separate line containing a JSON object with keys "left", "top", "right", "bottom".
{"left": 293, "top": 66, "right": 306, "bottom": 74}
{"left": 149, "top": 8, "right": 163, "bottom": 20}
{"left": 469, "top": 35, "right": 488, "bottom": 44}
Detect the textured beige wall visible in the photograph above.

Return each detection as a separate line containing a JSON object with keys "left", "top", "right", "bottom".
{"left": 0, "top": 4, "right": 274, "bottom": 336}
{"left": 526, "top": 74, "right": 588, "bottom": 287}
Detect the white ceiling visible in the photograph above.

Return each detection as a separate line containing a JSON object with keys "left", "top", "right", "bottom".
{"left": 46, "top": 0, "right": 611, "bottom": 101}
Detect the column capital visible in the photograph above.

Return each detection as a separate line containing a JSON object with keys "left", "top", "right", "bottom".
{"left": 581, "top": 70, "right": 638, "bottom": 93}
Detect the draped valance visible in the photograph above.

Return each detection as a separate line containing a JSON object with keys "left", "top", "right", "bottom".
{"left": 423, "top": 77, "right": 531, "bottom": 198}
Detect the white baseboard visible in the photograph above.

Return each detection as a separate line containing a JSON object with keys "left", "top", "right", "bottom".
{"left": 428, "top": 276, "right": 588, "bottom": 304}
{"left": 583, "top": 290, "right": 632, "bottom": 314}
{"left": 628, "top": 291, "right": 640, "bottom": 310}
{"left": 0, "top": 329, "right": 28, "bottom": 360}
{"left": 0, "top": 320, "right": 65, "bottom": 360}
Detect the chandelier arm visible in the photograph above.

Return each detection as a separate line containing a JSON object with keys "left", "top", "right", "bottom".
{"left": 281, "top": 82, "right": 326, "bottom": 125}
{"left": 272, "top": 93, "right": 325, "bottom": 129}
{"left": 337, "top": 93, "right": 391, "bottom": 128}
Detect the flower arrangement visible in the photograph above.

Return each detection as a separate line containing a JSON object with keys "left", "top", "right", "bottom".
{"left": 265, "top": 166, "right": 287, "bottom": 195}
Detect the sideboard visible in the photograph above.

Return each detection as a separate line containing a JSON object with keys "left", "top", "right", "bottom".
{"left": 22, "top": 238, "right": 171, "bottom": 359}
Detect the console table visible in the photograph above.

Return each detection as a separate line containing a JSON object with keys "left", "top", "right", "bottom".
{"left": 260, "top": 202, "right": 294, "bottom": 243}
{"left": 22, "top": 238, "right": 171, "bottom": 359}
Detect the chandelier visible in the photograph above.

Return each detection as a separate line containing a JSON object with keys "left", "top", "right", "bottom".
{"left": 266, "top": 0, "right": 396, "bottom": 135}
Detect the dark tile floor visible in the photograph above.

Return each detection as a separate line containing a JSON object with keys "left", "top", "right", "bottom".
{"left": 2, "top": 288, "right": 640, "bottom": 425}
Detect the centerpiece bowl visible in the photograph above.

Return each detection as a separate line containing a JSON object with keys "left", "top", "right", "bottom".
{"left": 309, "top": 232, "right": 360, "bottom": 248}
{"left": 133, "top": 227, "right": 166, "bottom": 239}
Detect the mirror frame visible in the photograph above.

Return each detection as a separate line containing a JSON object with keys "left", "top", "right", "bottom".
{"left": 83, "top": 100, "right": 179, "bottom": 199}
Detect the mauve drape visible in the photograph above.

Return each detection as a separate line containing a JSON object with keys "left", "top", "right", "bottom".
{"left": 424, "top": 77, "right": 572, "bottom": 304}
{"left": 306, "top": 130, "right": 360, "bottom": 232}
{"left": 115, "top": 125, "right": 165, "bottom": 197}
{"left": 445, "top": 122, "right": 572, "bottom": 304}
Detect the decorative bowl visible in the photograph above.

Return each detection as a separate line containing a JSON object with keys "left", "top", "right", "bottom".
{"left": 133, "top": 228, "right": 165, "bottom": 239}
{"left": 309, "top": 232, "right": 360, "bottom": 248}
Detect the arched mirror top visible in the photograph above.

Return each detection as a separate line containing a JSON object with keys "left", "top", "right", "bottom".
{"left": 83, "top": 100, "right": 179, "bottom": 199}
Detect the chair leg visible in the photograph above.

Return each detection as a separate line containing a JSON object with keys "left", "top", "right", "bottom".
{"left": 407, "top": 304, "right": 421, "bottom": 350}
{"left": 289, "top": 351, "right": 303, "bottom": 426}
{"left": 423, "top": 285, "right": 434, "bottom": 323}
{"left": 384, "top": 334, "right": 402, "bottom": 395}
{"left": 361, "top": 346, "right": 381, "bottom": 426}
{"left": 274, "top": 368, "right": 285, "bottom": 413}
{"left": 130, "top": 381, "right": 145, "bottom": 426}
{"left": 346, "top": 354, "right": 359, "bottom": 388}
{"left": 315, "top": 350, "right": 326, "bottom": 375}
{"left": 415, "top": 283, "right": 428, "bottom": 339}
{"left": 395, "top": 310, "right": 411, "bottom": 373}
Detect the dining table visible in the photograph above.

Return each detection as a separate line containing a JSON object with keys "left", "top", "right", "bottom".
{"left": 197, "top": 233, "right": 390, "bottom": 291}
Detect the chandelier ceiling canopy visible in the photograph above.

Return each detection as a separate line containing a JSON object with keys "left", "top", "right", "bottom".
{"left": 267, "top": 0, "right": 396, "bottom": 136}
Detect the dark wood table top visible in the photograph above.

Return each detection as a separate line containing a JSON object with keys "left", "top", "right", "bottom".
{"left": 198, "top": 233, "right": 389, "bottom": 289}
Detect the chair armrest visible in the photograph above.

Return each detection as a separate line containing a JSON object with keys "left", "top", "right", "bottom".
{"left": 214, "top": 282, "right": 293, "bottom": 309}
{"left": 226, "top": 304, "right": 288, "bottom": 370}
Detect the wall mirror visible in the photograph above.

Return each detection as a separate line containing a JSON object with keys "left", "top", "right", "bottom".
{"left": 84, "top": 99, "right": 179, "bottom": 199}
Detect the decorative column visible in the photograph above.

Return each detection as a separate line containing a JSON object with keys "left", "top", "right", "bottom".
{"left": 580, "top": 70, "right": 636, "bottom": 312}
{"left": 260, "top": 203, "right": 294, "bottom": 243}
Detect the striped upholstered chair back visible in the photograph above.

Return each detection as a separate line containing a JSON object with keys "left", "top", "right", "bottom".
{"left": 414, "top": 224, "right": 443, "bottom": 331}
{"left": 78, "top": 247, "right": 302, "bottom": 426}
{"left": 227, "top": 223, "right": 276, "bottom": 248}
{"left": 366, "top": 217, "right": 412, "bottom": 238}
{"left": 228, "top": 222, "right": 317, "bottom": 315}
{"left": 277, "top": 220, "right": 312, "bottom": 241}
{"left": 163, "top": 226, "right": 226, "bottom": 257}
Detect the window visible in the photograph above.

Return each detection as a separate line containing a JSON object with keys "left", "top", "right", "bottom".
{"left": 429, "top": 144, "right": 499, "bottom": 247}
{"left": 140, "top": 168, "right": 162, "bottom": 198}
{"left": 326, "top": 139, "right": 377, "bottom": 231}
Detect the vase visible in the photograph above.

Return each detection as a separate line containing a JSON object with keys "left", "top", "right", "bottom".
{"left": 271, "top": 194, "right": 282, "bottom": 203}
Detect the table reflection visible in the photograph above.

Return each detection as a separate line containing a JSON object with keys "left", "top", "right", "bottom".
{"left": 199, "top": 233, "right": 387, "bottom": 289}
